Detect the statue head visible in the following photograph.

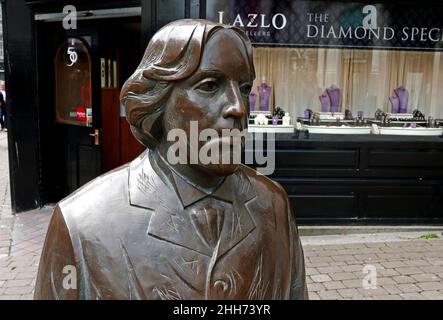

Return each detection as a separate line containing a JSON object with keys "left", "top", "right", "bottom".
{"left": 120, "top": 19, "right": 255, "bottom": 176}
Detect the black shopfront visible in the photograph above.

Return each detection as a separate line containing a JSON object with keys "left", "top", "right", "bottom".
{"left": 3, "top": 0, "right": 443, "bottom": 224}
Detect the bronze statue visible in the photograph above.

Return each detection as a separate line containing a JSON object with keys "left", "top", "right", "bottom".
{"left": 34, "top": 19, "right": 308, "bottom": 300}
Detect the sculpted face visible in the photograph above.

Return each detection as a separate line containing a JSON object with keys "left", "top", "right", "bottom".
{"left": 160, "top": 29, "right": 254, "bottom": 176}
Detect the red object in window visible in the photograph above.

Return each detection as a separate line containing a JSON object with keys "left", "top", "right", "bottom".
{"left": 76, "top": 106, "right": 86, "bottom": 122}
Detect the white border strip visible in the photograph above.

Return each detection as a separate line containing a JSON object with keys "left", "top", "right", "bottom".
{"left": 34, "top": 7, "right": 141, "bottom": 22}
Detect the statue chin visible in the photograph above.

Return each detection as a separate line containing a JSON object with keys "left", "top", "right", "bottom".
{"left": 192, "top": 138, "right": 244, "bottom": 176}
{"left": 196, "top": 163, "right": 241, "bottom": 176}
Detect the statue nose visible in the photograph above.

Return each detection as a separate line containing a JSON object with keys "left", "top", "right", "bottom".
{"left": 223, "top": 104, "right": 246, "bottom": 119}
{"left": 223, "top": 83, "right": 246, "bottom": 119}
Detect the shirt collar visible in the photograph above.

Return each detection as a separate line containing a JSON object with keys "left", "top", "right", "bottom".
{"left": 149, "top": 149, "right": 233, "bottom": 208}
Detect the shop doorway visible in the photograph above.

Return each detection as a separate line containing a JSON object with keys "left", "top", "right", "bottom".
{"left": 36, "top": 10, "right": 144, "bottom": 203}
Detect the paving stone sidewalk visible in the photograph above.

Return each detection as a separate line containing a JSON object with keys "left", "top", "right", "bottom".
{"left": 302, "top": 237, "right": 443, "bottom": 300}
{"left": 1, "top": 130, "right": 443, "bottom": 300}
{"left": 0, "top": 131, "right": 11, "bottom": 221}
{"left": 0, "top": 209, "right": 50, "bottom": 300}
{"left": 0, "top": 130, "right": 12, "bottom": 262}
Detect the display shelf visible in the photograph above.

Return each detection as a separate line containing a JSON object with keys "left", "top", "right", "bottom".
{"left": 379, "top": 126, "right": 443, "bottom": 136}
{"left": 303, "top": 125, "right": 371, "bottom": 135}
{"left": 248, "top": 124, "right": 294, "bottom": 133}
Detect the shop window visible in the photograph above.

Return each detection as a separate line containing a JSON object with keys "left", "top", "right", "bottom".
{"left": 55, "top": 38, "right": 92, "bottom": 126}
{"left": 252, "top": 47, "right": 443, "bottom": 120}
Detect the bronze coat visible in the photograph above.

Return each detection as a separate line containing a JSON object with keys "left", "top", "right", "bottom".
{"left": 34, "top": 149, "right": 307, "bottom": 300}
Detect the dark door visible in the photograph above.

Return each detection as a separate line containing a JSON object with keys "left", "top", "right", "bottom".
{"left": 37, "top": 13, "right": 143, "bottom": 203}
{"left": 55, "top": 35, "right": 102, "bottom": 192}
{"left": 37, "top": 23, "right": 102, "bottom": 201}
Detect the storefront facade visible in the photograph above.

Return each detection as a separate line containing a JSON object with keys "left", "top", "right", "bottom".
{"left": 4, "top": 0, "right": 443, "bottom": 223}
{"left": 205, "top": 0, "right": 443, "bottom": 223}
{"left": 4, "top": 0, "right": 198, "bottom": 212}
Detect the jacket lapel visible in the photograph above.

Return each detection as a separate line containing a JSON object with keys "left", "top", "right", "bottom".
{"left": 128, "top": 152, "right": 258, "bottom": 259}
{"left": 213, "top": 170, "right": 257, "bottom": 258}
{"left": 128, "top": 150, "right": 213, "bottom": 257}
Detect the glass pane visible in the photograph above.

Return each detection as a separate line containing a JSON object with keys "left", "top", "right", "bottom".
{"left": 55, "top": 38, "right": 93, "bottom": 126}
{"left": 252, "top": 47, "right": 443, "bottom": 120}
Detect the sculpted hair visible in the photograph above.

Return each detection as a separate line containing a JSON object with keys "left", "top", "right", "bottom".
{"left": 120, "top": 19, "right": 255, "bottom": 149}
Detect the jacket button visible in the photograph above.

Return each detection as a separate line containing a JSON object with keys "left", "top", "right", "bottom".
{"left": 214, "top": 279, "right": 229, "bottom": 293}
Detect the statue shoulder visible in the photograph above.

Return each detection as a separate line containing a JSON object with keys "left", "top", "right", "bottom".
{"left": 236, "top": 166, "right": 294, "bottom": 236}
{"left": 236, "top": 164, "right": 289, "bottom": 208}
{"left": 57, "top": 163, "right": 131, "bottom": 225}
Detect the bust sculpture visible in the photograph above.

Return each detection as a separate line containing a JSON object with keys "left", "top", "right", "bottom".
{"left": 34, "top": 19, "right": 307, "bottom": 300}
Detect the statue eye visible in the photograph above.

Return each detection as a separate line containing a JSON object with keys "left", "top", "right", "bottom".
{"left": 196, "top": 79, "right": 219, "bottom": 93}
{"left": 240, "top": 84, "right": 252, "bottom": 96}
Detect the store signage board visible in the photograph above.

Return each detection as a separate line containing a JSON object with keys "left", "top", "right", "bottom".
{"left": 207, "top": 0, "right": 443, "bottom": 51}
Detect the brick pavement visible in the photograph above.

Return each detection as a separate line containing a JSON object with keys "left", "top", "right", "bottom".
{"left": 0, "top": 209, "right": 50, "bottom": 300}
{"left": 1, "top": 129, "right": 443, "bottom": 300}
{"left": 0, "top": 130, "right": 48, "bottom": 299}
{"left": 0, "top": 130, "right": 12, "bottom": 261}
{"left": 0, "top": 131, "right": 11, "bottom": 219}
{"left": 302, "top": 238, "right": 443, "bottom": 300}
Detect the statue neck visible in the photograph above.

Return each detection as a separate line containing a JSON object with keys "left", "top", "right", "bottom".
{"left": 155, "top": 144, "right": 225, "bottom": 192}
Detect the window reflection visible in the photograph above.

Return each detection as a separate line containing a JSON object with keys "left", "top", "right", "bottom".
{"left": 252, "top": 47, "right": 443, "bottom": 119}
{"left": 55, "top": 38, "right": 92, "bottom": 126}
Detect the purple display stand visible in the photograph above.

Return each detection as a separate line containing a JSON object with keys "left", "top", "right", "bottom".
{"left": 326, "top": 85, "right": 341, "bottom": 112}
{"left": 304, "top": 109, "right": 312, "bottom": 119}
{"left": 319, "top": 93, "right": 328, "bottom": 112}
{"left": 389, "top": 95, "right": 400, "bottom": 113}
{"left": 272, "top": 116, "right": 278, "bottom": 125}
{"left": 394, "top": 86, "right": 409, "bottom": 113}
{"left": 258, "top": 83, "right": 272, "bottom": 112}
{"left": 249, "top": 92, "right": 257, "bottom": 111}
